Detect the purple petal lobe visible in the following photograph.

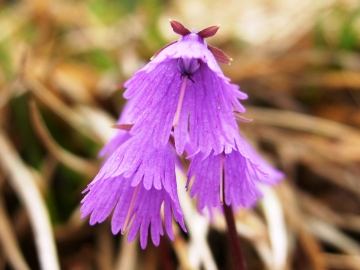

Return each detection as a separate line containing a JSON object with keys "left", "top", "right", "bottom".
{"left": 187, "top": 152, "right": 220, "bottom": 210}
{"left": 81, "top": 131, "right": 186, "bottom": 248}
{"left": 81, "top": 172, "right": 186, "bottom": 249}
{"left": 124, "top": 60, "right": 182, "bottom": 147}
{"left": 187, "top": 138, "right": 283, "bottom": 210}
{"left": 151, "top": 40, "right": 177, "bottom": 60}
{"left": 175, "top": 63, "right": 245, "bottom": 156}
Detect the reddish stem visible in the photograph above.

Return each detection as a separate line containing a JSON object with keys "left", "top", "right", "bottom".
{"left": 223, "top": 201, "right": 247, "bottom": 270}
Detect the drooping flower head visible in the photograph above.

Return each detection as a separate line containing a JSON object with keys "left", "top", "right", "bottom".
{"left": 187, "top": 138, "right": 284, "bottom": 213}
{"left": 123, "top": 20, "right": 248, "bottom": 157}
{"left": 81, "top": 133, "right": 186, "bottom": 249}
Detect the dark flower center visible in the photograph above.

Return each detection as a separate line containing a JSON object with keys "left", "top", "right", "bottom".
{"left": 177, "top": 58, "right": 200, "bottom": 82}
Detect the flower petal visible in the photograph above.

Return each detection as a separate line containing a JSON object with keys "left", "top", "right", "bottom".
{"left": 124, "top": 60, "right": 182, "bottom": 147}
{"left": 176, "top": 63, "right": 243, "bottom": 156}
{"left": 94, "top": 135, "right": 177, "bottom": 194}
{"left": 187, "top": 151, "right": 220, "bottom": 210}
{"left": 188, "top": 139, "right": 283, "bottom": 210}
{"left": 81, "top": 174, "right": 186, "bottom": 249}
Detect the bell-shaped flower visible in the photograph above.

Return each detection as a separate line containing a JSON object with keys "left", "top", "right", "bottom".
{"left": 187, "top": 138, "right": 284, "bottom": 211}
{"left": 123, "top": 20, "right": 247, "bottom": 157}
{"left": 81, "top": 134, "right": 186, "bottom": 248}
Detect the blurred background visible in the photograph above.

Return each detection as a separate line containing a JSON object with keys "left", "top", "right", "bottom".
{"left": 0, "top": 0, "right": 360, "bottom": 269}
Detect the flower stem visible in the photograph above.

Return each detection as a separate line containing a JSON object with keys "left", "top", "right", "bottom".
{"left": 173, "top": 76, "right": 188, "bottom": 128}
{"left": 222, "top": 166, "right": 247, "bottom": 270}
{"left": 223, "top": 204, "right": 247, "bottom": 270}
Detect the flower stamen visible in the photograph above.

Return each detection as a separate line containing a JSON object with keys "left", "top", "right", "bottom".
{"left": 220, "top": 154, "right": 224, "bottom": 205}
{"left": 173, "top": 76, "right": 188, "bottom": 128}
{"left": 122, "top": 184, "right": 140, "bottom": 235}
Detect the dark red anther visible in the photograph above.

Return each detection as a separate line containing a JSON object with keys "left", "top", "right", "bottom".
{"left": 169, "top": 20, "right": 191, "bottom": 36}
{"left": 207, "top": 44, "right": 233, "bottom": 65}
{"left": 111, "top": 124, "right": 133, "bottom": 131}
{"left": 198, "top": 25, "right": 220, "bottom": 39}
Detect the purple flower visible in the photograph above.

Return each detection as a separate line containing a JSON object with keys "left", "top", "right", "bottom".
{"left": 187, "top": 138, "right": 283, "bottom": 211}
{"left": 81, "top": 133, "right": 186, "bottom": 248}
{"left": 81, "top": 20, "right": 283, "bottom": 249}
{"left": 123, "top": 20, "right": 248, "bottom": 156}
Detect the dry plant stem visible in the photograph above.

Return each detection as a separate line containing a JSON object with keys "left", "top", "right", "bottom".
{"left": 279, "top": 183, "right": 326, "bottom": 270}
{"left": 159, "top": 238, "right": 174, "bottom": 270}
{"left": 261, "top": 187, "right": 287, "bottom": 269}
{"left": 245, "top": 106, "right": 360, "bottom": 142}
{"left": 0, "top": 196, "right": 30, "bottom": 270}
{"left": 24, "top": 74, "right": 102, "bottom": 144}
{"left": 169, "top": 222, "right": 194, "bottom": 270}
{"left": 175, "top": 169, "right": 217, "bottom": 270}
{"left": 114, "top": 237, "right": 138, "bottom": 270}
{"left": 0, "top": 129, "right": 60, "bottom": 270}
{"left": 29, "top": 101, "right": 98, "bottom": 178}
{"left": 323, "top": 253, "right": 360, "bottom": 270}
{"left": 54, "top": 205, "right": 85, "bottom": 242}
{"left": 223, "top": 204, "right": 247, "bottom": 270}
{"left": 96, "top": 225, "right": 114, "bottom": 270}
{"left": 308, "top": 218, "right": 360, "bottom": 255}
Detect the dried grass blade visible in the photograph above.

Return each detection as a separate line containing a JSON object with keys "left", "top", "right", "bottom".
{"left": 245, "top": 106, "right": 360, "bottom": 143}
{"left": 24, "top": 74, "right": 102, "bottom": 144}
{"left": 114, "top": 237, "right": 138, "bottom": 270}
{"left": 308, "top": 218, "right": 360, "bottom": 255}
{"left": 95, "top": 225, "right": 114, "bottom": 270}
{"left": 29, "top": 101, "right": 98, "bottom": 178}
{"left": 260, "top": 187, "right": 287, "bottom": 270}
{"left": 0, "top": 129, "right": 60, "bottom": 270}
{"left": 0, "top": 197, "right": 30, "bottom": 270}
{"left": 175, "top": 168, "right": 217, "bottom": 270}
{"left": 278, "top": 183, "right": 326, "bottom": 270}
{"left": 323, "top": 254, "right": 360, "bottom": 270}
